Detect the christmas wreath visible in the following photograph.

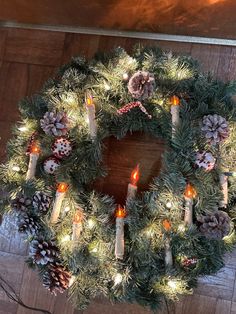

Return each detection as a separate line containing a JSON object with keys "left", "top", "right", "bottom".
{"left": 1, "top": 46, "right": 236, "bottom": 310}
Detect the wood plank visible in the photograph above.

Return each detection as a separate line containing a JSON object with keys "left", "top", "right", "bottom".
{"left": 4, "top": 28, "right": 65, "bottom": 66}
{"left": 215, "top": 299, "right": 231, "bottom": 314}
{"left": 216, "top": 46, "right": 233, "bottom": 81}
{"left": 0, "top": 28, "right": 7, "bottom": 60}
{"left": 175, "top": 294, "right": 217, "bottom": 314}
{"left": 27, "top": 64, "right": 56, "bottom": 95}
{"left": 0, "top": 62, "right": 28, "bottom": 122}
{"left": 17, "top": 263, "right": 55, "bottom": 314}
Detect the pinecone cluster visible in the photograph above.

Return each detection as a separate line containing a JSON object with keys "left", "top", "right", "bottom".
{"left": 40, "top": 111, "right": 69, "bottom": 136}
{"left": 197, "top": 210, "right": 231, "bottom": 239}
{"left": 33, "top": 191, "right": 52, "bottom": 215}
{"left": 42, "top": 263, "right": 72, "bottom": 295}
{"left": 201, "top": 114, "right": 229, "bottom": 145}
{"left": 18, "top": 213, "right": 40, "bottom": 235}
{"left": 29, "top": 238, "right": 59, "bottom": 265}
{"left": 128, "top": 71, "right": 156, "bottom": 100}
{"left": 11, "top": 195, "right": 32, "bottom": 212}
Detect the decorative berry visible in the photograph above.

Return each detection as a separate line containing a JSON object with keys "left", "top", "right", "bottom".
{"left": 52, "top": 137, "right": 72, "bottom": 159}
{"left": 182, "top": 257, "right": 198, "bottom": 267}
{"left": 117, "top": 101, "right": 152, "bottom": 119}
{"left": 43, "top": 157, "right": 61, "bottom": 174}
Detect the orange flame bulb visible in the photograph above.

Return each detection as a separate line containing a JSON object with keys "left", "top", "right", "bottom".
{"left": 170, "top": 95, "right": 180, "bottom": 106}
{"left": 130, "top": 164, "right": 140, "bottom": 186}
{"left": 115, "top": 205, "right": 126, "bottom": 218}
{"left": 162, "top": 219, "right": 171, "bottom": 231}
{"left": 184, "top": 183, "right": 197, "bottom": 199}
{"left": 73, "top": 210, "right": 84, "bottom": 224}
{"left": 85, "top": 92, "right": 93, "bottom": 106}
{"left": 30, "top": 143, "right": 40, "bottom": 154}
{"left": 57, "top": 182, "right": 69, "bottom": 193}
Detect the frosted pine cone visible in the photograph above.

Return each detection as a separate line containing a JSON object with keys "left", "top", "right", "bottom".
{"left": 40, "top": 111, "right": 69, "bottom": 136}
{"left": 11, "top": 195, "right": 32, "bottom": 212}
{"left": 33, "top": 191, "right": 52, "bottom": 215}
{"left": 18, "top": 213, "right": 40, "bottom": 235}
{"left": 128, "top": 71, "right": 155, "bottom": 100}
{"left": 201, "top": 114, "right": 229, "bottom": 145}
{"left": 43, "top": 263, "right": 71, "bottom": 295}
{"left": 29, "top": 238, "right": 59, "bottom": 265}
{"left": 195, "top": 151, "right": 216, "bottom": 171}
{"left": 197, "top": 210, "right": 231, "bottom": 239}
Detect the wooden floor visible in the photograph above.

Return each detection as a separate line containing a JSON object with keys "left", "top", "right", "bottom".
{"left": 0, "top": 27, "right": 236, "bottom": 314}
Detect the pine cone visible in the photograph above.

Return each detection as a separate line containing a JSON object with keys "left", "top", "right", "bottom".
{"left": 128, "top": 71, "right": 156, "bottom": 100}
{"left": 33, "top": 191, "right": 52, "bottom": 215}
{"left": 40, "top": 111, "right": 69, "bottom": 136}
{"left": 197, "top": 210, "right": 231, "bottom": 239}
{"left": 29, "top": 238, "right": 59, "bottom": 265}
{"left": 43, "top": 263, "right": 71, "bottom": 295}
{"left": 201, "top": 114, "right": 229, "bottom": 145}
{"left": 18, "top": 213, "right": 40, "bottom": 235}
{"left": 195, "top": 151, "right": 216, "bottom": 171}
{"left": 11, "top": 195, "right": 32, "bottom": 212}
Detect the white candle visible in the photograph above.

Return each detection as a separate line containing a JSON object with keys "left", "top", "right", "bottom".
{"left": 72, "top": 210, "right": 83, "bottom": 243}
{"left": 219, "top": 173, "right": 228, "bottom": 207}
{"left": 184, "top": 183, "right": 196, "bottom": 225}
{"left": 85, "top": 92, "right": 97, "bottom": 139}
{"left": 126, "top": 165, "right": 140, "bottom": 200}
{"left": 26, "top": 144, "right": 40, "bottom": 180}
{"left": 115, "top": 206, "right": 126, "bottom": 259}
{"left": 50, "top": 183, "right": 68, "bottom": 224}
{"left": 170, "top": 95, "right": 180, "bottom": 136}
{"left": 165, "top": 238, "right": 173, "bottom": 268}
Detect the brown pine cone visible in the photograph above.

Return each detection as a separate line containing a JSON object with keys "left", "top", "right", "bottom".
{"left": 29, "top": 238, "right": 59, "bottom": 265}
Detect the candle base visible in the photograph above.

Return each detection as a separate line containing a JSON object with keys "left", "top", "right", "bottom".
{"left": 184, "top": 197, "right": 193, "bottom": 225}
{"left": 115, "top": 217, "right": 124, "bottom": 259}
{"left": 127, "top": 183, "right": 137, "bottom": 200}
{"left": 219, "top": 173, "right": 228, "bottom": 208}
{"left": 165, "top": 238, "right": 173, "bottom": 268}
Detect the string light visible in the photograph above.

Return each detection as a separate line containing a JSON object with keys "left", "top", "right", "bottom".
{"left": 12, "top": 165, "right": 20, "bottom": 172}
{"left": 167, "top": 279, "right": 177, "bottom": 290}
{"left": 178, "top": 224, "right": 186, "bottom": 233}
{"left": 114, "top": 273, "right": 123, "bottom": 285}
{"left": 104, "top": 82, "right": 111, "bottom": 91}
{"left": 61, "top": 235, "right": 70, "bottom": 243}
{"left": 123, "top": 73, "right": 129, "bottom": 80}
{"left": 87, "top": 218, "right": 96, "bottom": 229}
{"left": 18, "top": 126, "right": 28, "bottom": 132}
{"left": 166, "top": 202, "right": 172, "bottom": 209}
{"left": 64, "top": 206, "right": 70, "bottom": 212}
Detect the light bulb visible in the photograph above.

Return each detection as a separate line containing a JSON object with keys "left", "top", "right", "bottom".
{"left": 123, "top": 73, "right": 129, "bottom": 80}
{"left": 166, "top": 202, "right": 172, "bottom": 209}
{"left": 178, "top": 224, "right": 186, "bottom": 232}
{"left": 69, "top": 275, "right": 76, "bottom": 287}
{"left": 87, "top": 218, "right": 96, "bottom": 229}
{"left": 64, "top": 206, "right": 70, "bottom": 212}
{"left": 18, "top": 126, "right": 28, "bottom": 132}
{"left": 168, "top": 280, "right": 177, "bottom": 290}
{"left": 104, "top": 83, "right": 111, "bottom": 91}
{"left": 114, "top": 273, "right": 123, "bottom": 285}
{"left": 61, "top": 235, "right": 70, "bottom": 243}
{"left": 12, "top": 165, "right": 20, "bottom": 172}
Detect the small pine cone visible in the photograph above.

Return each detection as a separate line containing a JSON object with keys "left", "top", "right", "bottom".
{"left": 40, "top": 111, "right": 69, "bottom": 136}
{"left": 33, "top": 191, "right": 52, "bottom": 215}
{"left": 195, "top": 151, "right": 216, "bottom": 171}
{"left": 197, "top": 210, "right": 231, "bottom": 239}
{"left": 201, "top": 114, "right": 229, "bottom": 145}
{"left": 11, "top": 195, "right": 32, "bottom": 212}
{"left": 128, "top": 71, "right": 156, "bottom": 100}
{"left": 18, "top": 213, "right": 40, "bottom": 235}
{"left": 29, "top": 238, "right": 59, "bottom": 265}
{"left": 43, "top": 263, "right": 72, "bottom": 295}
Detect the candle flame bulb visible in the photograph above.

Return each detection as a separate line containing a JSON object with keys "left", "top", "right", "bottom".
{"left": 57, "top": 182, "right": 69, "bottom": 193}
{"left": 170, "top": 95, "right": 180, "bottom": 106}
{"left": 30, "top": 143, "right": 40, "bottom": 154}
{"left": 115, "top": 205, "right": 126, "bottom": 218}
{"left": 163, "top": 219, "right": 172, "bottom": 231}
{"left": 130, "top": 164, "right": 140, "bottom": 186}
{"left": 85, "top": 92, "right": 93, "bottom": 106}
{"left": 184, "top": 183, "right": 197, "bottom": 199}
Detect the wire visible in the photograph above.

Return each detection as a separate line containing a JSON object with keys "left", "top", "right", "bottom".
{"left": 0, "top": 274, "right": 52, "bottom": 314}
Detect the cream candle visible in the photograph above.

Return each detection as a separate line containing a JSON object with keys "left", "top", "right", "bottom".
{"left": 26, "top": 143, "right": 40, "bottom": 180}
{"left": 115, "top": 205, "right": 126, "bottom": 260}
{"left": 72, "top": 210, "right": 84, "bottom": 243}
{"left": 50, "top": 183, "right": 68, "bottom": 224}
{"left": 85, "top": 91, "right": 97, "bottom": 139}
{"left": 170, "top": 95, "right": 180, "bottom": 136}
{"left": 127, "top": 164, "right": 140, "bottom": 200}
{"left": 184, "top": 183, "right": 197, "bottom": 225}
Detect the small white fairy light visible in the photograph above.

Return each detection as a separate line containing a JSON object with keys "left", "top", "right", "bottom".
{"left": 167, "top": 279, "right": 177, "bottom": 290}
{"left": 12, "top": 165, "right": 20, "bottom": 172}
{"left": 122, "top": 73, "right": 129, "bottom": 81}
{"left": 18, "top": 126, "right": 28, "bottom": 132}
{"left": 114, "top": 273, "right": 123, "bottom": 286}
{"left": 61, "top": 235, "right": 71, "bottom": 243}
{"left": 64, "top": 206, "right": 70, "bottom": 213}
{"left": 166, "top": 202, "right": 172, "bottom": 209}
{"left": 104, "top": 82, "right": 111, "bottom": 91}
{"left": 87, "top": 218, "right": 96, "bottom": 229}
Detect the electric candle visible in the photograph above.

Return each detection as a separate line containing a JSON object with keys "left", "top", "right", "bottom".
{"left": 184, "top": 183, "right": 197, "bottom": 225}
{"left": 170, "top": 95, "right": 180, "bottom": 136}
{"left": 50, "top": 183, "right": 69, "bottom": 224}
{"left": 72, "top": 209, "right": 84, "bottom": 243}
{"left": 115, "top": 205, "right": 126, "bottom": 259}
{"left": 26, "top": 143, "right": 40, "bottom": 180}
{"left": 127, "top": 164, "right": 140, "bottom": 200}
{"left": 163, "top": 219, "right": 173, "bottom": 267}
{"left": 85, "top": 91, "right": 97, "bottom": 139}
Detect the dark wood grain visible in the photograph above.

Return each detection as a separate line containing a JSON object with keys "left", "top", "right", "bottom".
{"left": 93, "top": 132, "right": 165, "bottom": 204}
{"left": 1, "top": 0, "right": 236, "bottom": 39}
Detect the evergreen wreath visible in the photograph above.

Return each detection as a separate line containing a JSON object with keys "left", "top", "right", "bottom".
{"left": 1, "top": 46, "right": 236, "bottom": 311}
